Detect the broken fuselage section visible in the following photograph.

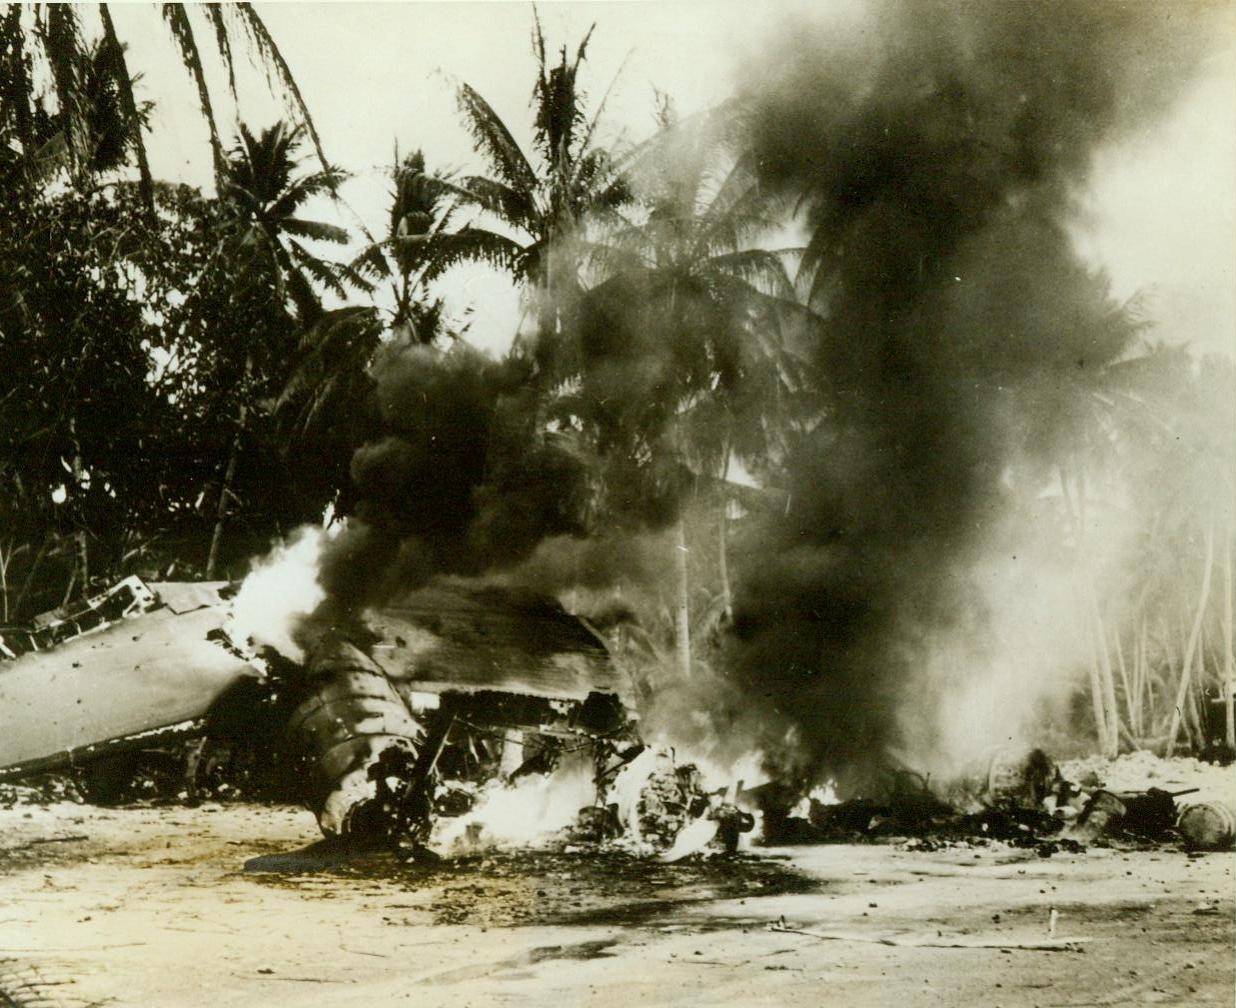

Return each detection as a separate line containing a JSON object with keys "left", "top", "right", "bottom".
{"left": 288, "top": 585, "right": 638, "bottom": 849}
{"left": 0, "top": 578, "right": 638, "bottom": 848}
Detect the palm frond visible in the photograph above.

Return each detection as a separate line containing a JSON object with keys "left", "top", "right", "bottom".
{"left": 38, "top": 4, "right": 91, "bottom": 173}
{"left": 420, "top": 226, "right": 526, "bottom": 283}
{"left": 1, "top": 8, "right": 37, "bottom": 161}
{"left": 582, "top": 240, "right": 649, "bottom": 281}
{"left": 704, "top": 250, "right": 796, "bottom": 300}
{"left": 282, "top": 217, "right": 349, "bottom": 244}
{"left": 289, "top": 240, "right": 349, "bottom": 299}
{"left": 200, "top": 3, "right": 237, "bottom": 100}
{"left": 449, "top": 174, "right": 537, "bottom": 233}
{"left": 455, "top": 82, "right": 538, "bottom": 195}
{"left": 160, "top": 3, "right": 224, "bottom": 181}
{"left": 267, "top": 167, "right": 347, "bottom": 219}
{"left": 347, "top": 242, "right": 392, "bottom": 282}
{"left": 570, "top": 51, "right": 629, "bottom": 183}
{"left": 277, "top": 305, "right": 382, "bottom": 430}
{"left": 533, "top": 25, "right": 594, "bottom": 166}
{"left": 228, "top": 2, "right": 332, "bottom": 177}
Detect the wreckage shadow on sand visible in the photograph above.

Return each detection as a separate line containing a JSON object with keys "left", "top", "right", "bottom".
{"left": 242, "top": 842, "right": 820, "bottom": 928}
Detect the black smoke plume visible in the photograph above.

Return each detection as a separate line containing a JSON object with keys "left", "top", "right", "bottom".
{"left": 315, "top": 341, "right": 593, "bottom": 611}
{"left": 313, "top": 326, "right": 691, "bottom": 622}
{"left": 726, "top": 0, "right": 1212, "bottom": 791}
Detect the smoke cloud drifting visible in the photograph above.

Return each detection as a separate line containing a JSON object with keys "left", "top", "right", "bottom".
{"left": 314, "top": 341, "right": 593, "bottom": 612}
{"left": 300, "top": 1, "right": 1223, "bottom": 794}
{"left": 725, "top": 0, "right": 1216, "bottom": 790}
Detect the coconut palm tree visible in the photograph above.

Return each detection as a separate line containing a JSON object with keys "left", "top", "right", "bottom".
{"left": 1, "top": 3, "right": 328, "bottom": 209}
{"left": 219, "top": 120, "right": 353, "bottom": 328}
{"left": 568, "top": 110, "right": 808, "bottom": 677}
{"left": 350, "top": 149, "right": 456, "bottom": 345}
{"left": 428, "top": 15, "right": 631, "bottom": 376}
{"left": 580, "top": 111, "right": 803, "bottom": 464}
{"left": 201, "top": 120, "right": 358, "bottom": 577}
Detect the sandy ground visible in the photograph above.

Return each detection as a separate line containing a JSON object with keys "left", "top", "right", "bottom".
{"left": 0, "top": 790, "right": 1232, "bottom": 1008}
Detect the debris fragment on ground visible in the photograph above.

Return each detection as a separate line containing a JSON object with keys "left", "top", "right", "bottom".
{"left": 753, "top": 748, "right": 1234, "bottom": 855}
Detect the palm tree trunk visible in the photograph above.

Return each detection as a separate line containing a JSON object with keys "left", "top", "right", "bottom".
{"left": 717, "top": 436, "right": 732, "bottom": 621}
{"left": 1133, "top": 613, "right": 1149, "bottom": 739}
{"left": 1085, "top": 604, "right": 1112, "bottom": 756}
{"left": 1088, "top": 587, "right": 1120, "bottom": 756}
{"left": 1113, "top": 626, "right": 1132, "bottom": 729}
{"left": 674, "top": 517, "right": 691, "bottom": 680}
{"left": 1062, "top": 461, "right": 1113, "bottom": 754}
{"left": 1224, "top": 522, "right": 1234, "bottom": 751}
{"left": 1166, "top": 518, "right": 1216, "bottom": 756}
{"left": 206, "top": 358, "right": 252, "bottom": 579}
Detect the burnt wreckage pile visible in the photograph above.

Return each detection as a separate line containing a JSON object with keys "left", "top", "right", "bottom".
{"left": 753, "top": 749, "right": 1234, "bottom": 855}
{"left": 0, "top": 579, "right": 626, "bottom": 831}
{"left": 1, "top": 578, "right": 1227, "bottom": 859}
{"left": 0, "top": 577, "right": 750, "bottom": 858}
{"left": 284, "top": 585, "right": 639, "bottom": 851}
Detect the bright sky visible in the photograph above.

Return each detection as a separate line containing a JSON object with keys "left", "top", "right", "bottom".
{"left": 104, "top": 0, "right": 1235, "bottom": 359}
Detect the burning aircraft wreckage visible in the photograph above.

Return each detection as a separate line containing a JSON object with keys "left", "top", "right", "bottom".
{"left": 0, "top": 573, "right": 757, "bottom": 860}
{"left": 0, "top": 572, "right": 1230, "bottom": 861}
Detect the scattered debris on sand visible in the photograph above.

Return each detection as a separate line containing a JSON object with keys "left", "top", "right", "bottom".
{"left": 750, "top": 748, "right": 1234, "bottom": 857}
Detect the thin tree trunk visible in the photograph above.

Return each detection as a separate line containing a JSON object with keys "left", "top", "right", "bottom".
{"left": 1113, "top": 622, "right": 1133, "bottom": 735}
{"left": 0, "top": 541, "right": 10, "bottom": 622}
{"left": 1224, "top": 522, "right": 1234, "bottom": 751}
{"left": 1063, "top": 462, "right": 1113, "bottom": 755}
{"left": 70, "top": 417, "right": 88, "bottom": 596}
{"left": 1159, "top": 614, "right": 1178, "bottom": 734}
{"left": 717, "top": 436, "right": 732, "bottom": 621}
{"left": 1166, "top": 519, "right": 1216, "bottom": 755}
{"left": 1133, "top": 614, "right": 1149, "bottom": 738}
{"left": 205, "top": 432, "right": 242, "bottom": 580}
{"left": 206, "top": 358, "right": 252, "bottom": 579}
{"left": 60, "top": 565, "right": 77, "bottom": 607}
{"left": 674, "top": 517, "right": 691, "bottom": 680}
{"left": 76, "top": 531, "right": 89, "bottom": 597}
{"left": 1089, "top": 589, "right": 1120, "bottom": 755}
{"left": 1087, "top": 597, "right": 1117, "bottom": 756}
{"left": 12, "top": 533, "right": 50, "bottom": 620}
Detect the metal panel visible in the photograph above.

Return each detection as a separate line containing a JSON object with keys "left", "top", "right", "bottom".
{"left": 0, "top": 604, "right": 259, "bottom": 773}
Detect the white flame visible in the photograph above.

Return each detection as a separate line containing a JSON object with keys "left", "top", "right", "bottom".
{"left": 789, "top": 782, "right": 840, "bottom": 818}
{"left": 431, "top": 751, "right": 596, "bottom": 854}
{"left": 228, "top": 525, "right": 329, "bottom": 662}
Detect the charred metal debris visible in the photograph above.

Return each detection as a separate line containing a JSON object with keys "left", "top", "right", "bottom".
{"left": 1, "top": 578, "right": 1229, "bottom": 859}
{"left": 0, "top": 577, "right": 754, "bottom": 860}
{"left": 751, "top": 749, "right": 1233, "bottom": 854}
